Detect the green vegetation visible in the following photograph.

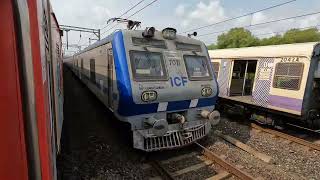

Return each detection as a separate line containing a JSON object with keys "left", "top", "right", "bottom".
{"left": 207, "top": 27, "right": 320, "bottom": 50}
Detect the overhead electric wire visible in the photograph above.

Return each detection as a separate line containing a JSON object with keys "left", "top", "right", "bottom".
{"left": 100, "top": 0, "right": 159, "bottom": 35}
{"left": 197, "top": 11, "right": 320, "bottom": 37}
{"left": 100, "top": 0, "right": 146, "bottom": 31}
{"left": 254, "top": 25, "right": 320, "bottom": 37}
{"left": 82, "top": 0, "right": 148, "bottom": 47}
{"left": 204, "top": 24, "right": 320, "bottom": 45}
{"left": 101, "top": 24, "right": 118, "bottom": 36}
{"left": 183, "top": 0, "right": 297, "bottom": 33}
{"left": 127, "top": 0, "right": 158, "bottom": 18}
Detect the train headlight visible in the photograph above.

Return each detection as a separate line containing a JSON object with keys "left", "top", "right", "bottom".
{"left": 162, "top": 28, "right": 177, "bottom": 40}
{"left": 201, "top": 87, "right": 212, "bottom": 97}
{"left": 141, "top": 90, "right": 157, "bottom": 102}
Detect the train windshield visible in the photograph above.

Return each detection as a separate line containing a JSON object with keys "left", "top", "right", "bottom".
{"left": 184, "top": 55, "right": 212, "bottom": 80}
{"left": 130, "top": 51, "right": 167, "bottom": 81}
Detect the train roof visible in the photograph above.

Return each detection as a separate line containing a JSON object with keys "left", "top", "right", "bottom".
{"left": 209, "top": 42, "right": 320, "bottom": 59}
{"left": 75, "top": 29, "right": 203, "bottom": 56}
{"left": 122, "top": 29, "right": 203, "bottom": 45}
{"left": 75, "top": 30, "right": 116, "bottom": 56}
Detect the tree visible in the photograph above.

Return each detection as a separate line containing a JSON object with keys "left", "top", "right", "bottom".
{"left": 207, "top": 44, "right": 217, "bottom": 50}
{"left": 259, "top": 35, "right": 283, "bottom": 46}
{"left": 282, "top": 28, "right": 320, "bottom": 44}
{"left": 216, "top": 28, "right": 259, "bottom": 49}
{"left": 207, "top": 27, "right": 320, "bottom": 49}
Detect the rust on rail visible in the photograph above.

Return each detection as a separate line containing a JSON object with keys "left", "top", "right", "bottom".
{"left": 195, "top": 142, "right": 256, "bottom": 180}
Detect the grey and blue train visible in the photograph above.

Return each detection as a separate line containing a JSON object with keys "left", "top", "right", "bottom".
{"left": 66, "top": 27, "right": 220, "bottom": 151}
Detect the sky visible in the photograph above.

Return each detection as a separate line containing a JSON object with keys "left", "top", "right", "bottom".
{"left": 51, "top": 0, "right": 320, "bottom": 54}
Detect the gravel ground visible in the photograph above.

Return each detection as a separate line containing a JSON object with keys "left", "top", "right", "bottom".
{"left": 59, "top": 66, "right": 320, "bottom": 179}
{"left": 178, "top": 166, "right": 217, "bottom": 180}
{"left": 203, "top": 117, "right": 320, "bottom": 180}
{"left": 58, "top": 66, "right": 226, "bottom": 180}
{"left": 58, "top": 66, "right": 147, "bottom": 180}
{"left": 164, "top": 156, "right": 203, "bottom": 172}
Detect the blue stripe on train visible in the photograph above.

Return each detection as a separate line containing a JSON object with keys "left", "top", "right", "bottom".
{"left": 198, "top": 96, "right": 217, "bottom": 107}
{"left": 167, "top": 100, "right": 191, "bottom": 111}
{"left": 112, "top": 31, "right": 159, "bottom": 116}
{"left": 112, "top": 31, "right": 217, "bottom": 117}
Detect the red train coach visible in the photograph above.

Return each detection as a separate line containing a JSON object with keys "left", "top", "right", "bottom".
{"left": 0, "top": 0, "right": 63, "bottom": 180}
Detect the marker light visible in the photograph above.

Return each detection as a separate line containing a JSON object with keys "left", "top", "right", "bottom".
{"left": 162, "top": 27, "right": 177, "bottom": 40}
{"left": 141, "top": 90, "right": 157, "bottom": 102}
{"left": 201, "top": 87, "right": 213, "bottom": 97}
{"left": 142, "top": 27, "right": 155, "bottom": 38}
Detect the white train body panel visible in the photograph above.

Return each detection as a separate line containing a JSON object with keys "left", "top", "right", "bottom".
{"left": 209, "top": 42, "right": 320, "bottom": 129}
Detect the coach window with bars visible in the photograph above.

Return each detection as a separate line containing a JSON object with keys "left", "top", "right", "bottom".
{"left": 273, "top": 63, "right": 304, "bottom": 90}
{"left": 211, "top": 62, "right": 220, "bottom": 78}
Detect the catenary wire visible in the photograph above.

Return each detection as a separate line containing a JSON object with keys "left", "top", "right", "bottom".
{"left": 100, "top": 0, "right": 159, "bottom": 36}
{"left": 197, "top": 11, "right": 320, "bottom": 37}
{"left": 204, "top": 24, "right": 320, "bottom": 45}
{"left": 183, "top": 0, "right": 297, "bottom": 33}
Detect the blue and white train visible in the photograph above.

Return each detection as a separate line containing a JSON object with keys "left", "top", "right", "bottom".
{"left": 66, "top": 27, "right": 220, "bottom": 151}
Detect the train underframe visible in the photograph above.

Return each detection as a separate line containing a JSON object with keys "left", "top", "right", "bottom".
{"left": 217, "top": 97, "right": 320, "bottom": 132}
{"left": 123, "top": 106, "right": 220, "bottom": 151}
{"left": 133, "top": 120, "right": 212, "bottom": 151}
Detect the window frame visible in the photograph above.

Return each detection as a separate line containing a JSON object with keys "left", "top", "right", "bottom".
{"left": 129, "top": 50, "right": 168, "bottom": 82}
{"left": 175, "top": 42, "right": 202, "bottom": 52}
{"left": 90, "top": 59, "right": 96, "bottom": 82}
{"left": 131, "top": 37, "right": 167, "bottom": 49}
{"left": 183, "top": 55, "right": 213, "bottom": 81}
{"left": 272, "top": 62, "right": 304, "bottom": 91}
{"left": 211, "top": 62, "right": 220, "bottom": 78}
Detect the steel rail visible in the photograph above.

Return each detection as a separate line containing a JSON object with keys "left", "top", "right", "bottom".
{"left": 195, "top": 142, "right": 255, "bottom": 180}
{"left": 251, "top": 123, "right": 320, "bottom": 151}
{"left": 149, "top": 160, "right": 175, "bottom": 180}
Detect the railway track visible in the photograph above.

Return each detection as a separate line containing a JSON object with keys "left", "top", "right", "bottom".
{"left": 251, "top": 123, "right": 320, "bottom": 151}
{"left": 147, "top": 143, "right": 257, "bottom": 180}
{"left": 144, "top": 122, "right": 320, "bottom": 180}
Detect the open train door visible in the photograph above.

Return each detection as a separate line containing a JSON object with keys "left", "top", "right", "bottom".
{"left": 230, "top": 60, "right": 257, "bottom": 96}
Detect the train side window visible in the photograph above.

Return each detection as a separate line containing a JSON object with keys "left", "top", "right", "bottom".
{"left": 81, "top": 59, "right": 84, "bottom": 69}
{"left": 211, "top": 62, "right": 220, "bottom": 78}
{"left": 273, "top": 63, "right": 304, "bottom": 90}
{"left": 90, "top": 59, "right": 96, "bottom": 82}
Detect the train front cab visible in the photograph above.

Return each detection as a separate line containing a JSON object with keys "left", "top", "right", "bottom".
{"left": 210, "top": 42, "right": 320, "bottom": 130}
{"left": 120, "top": 30, "right": 221, "bottom": 151}
{"left": 69, "top": 29, "right": 220, "bottom": 151}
